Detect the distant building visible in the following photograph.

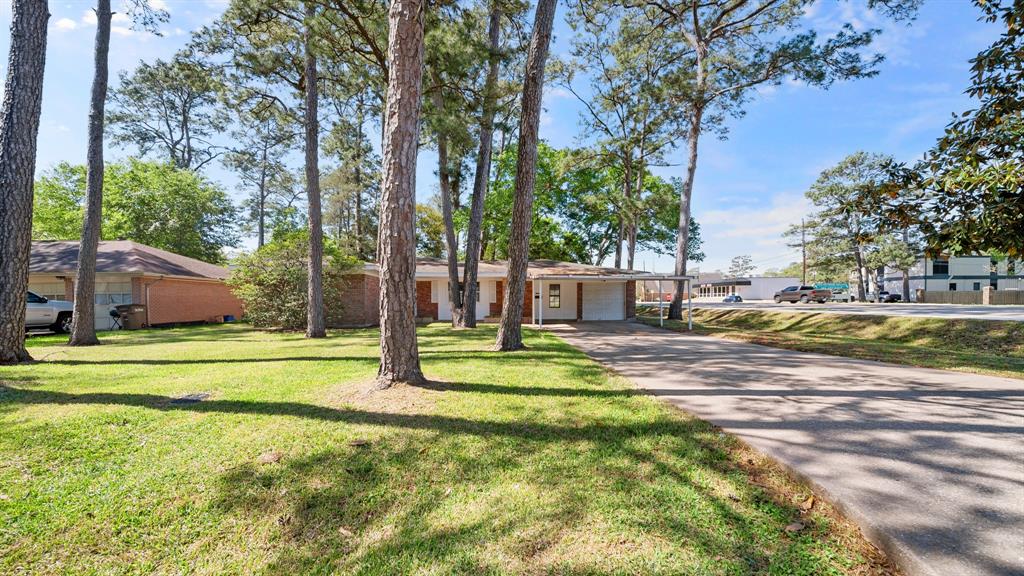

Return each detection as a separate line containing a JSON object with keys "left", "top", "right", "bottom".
{"left": 882, "top": 255, "right": 1024, "bottom": 300}
{"left": 693, "top": 276, "right": 800, "bottom": 301}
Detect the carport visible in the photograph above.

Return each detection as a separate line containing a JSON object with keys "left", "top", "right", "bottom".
{"left": 530, "top": 273, "right": 694, "bottom": 328}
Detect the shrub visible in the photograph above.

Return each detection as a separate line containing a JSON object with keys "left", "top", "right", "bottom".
{"left": 228, "top": 232, "right": 360, "bottom": 329}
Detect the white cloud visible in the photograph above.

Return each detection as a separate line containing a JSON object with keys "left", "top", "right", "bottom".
{"left": 54, "top": 18, "right": 78, "bottom": 31}
{"left": 149, "top": 0, "right": 169, "bottom": 10}
{"left": 112, "top": 12, "right": 131, "bottom": 24}
{"left": 82, "top": 10, "right": 98, "bottom": 25}
{"left": 111, "top": 26, "right": 136, "bottom": 37}
{"left": 694, "top": 191, "right": 812, "bottom": 273}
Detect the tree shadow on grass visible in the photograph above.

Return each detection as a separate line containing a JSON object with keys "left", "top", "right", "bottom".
{"left": 205, "top": 405, "right": 833, "bottom": 574}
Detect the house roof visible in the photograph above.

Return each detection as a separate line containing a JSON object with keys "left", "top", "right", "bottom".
{"left": 30, "top": 241, "right": 230, "bottom": 281}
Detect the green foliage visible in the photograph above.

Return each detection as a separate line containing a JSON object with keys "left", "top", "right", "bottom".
{"left": 227, "top": 231, "right": 358, "bottom": 329}
{"left": 884, "top": 0, "right": 1023, "bottom": 256}
{"left": 483, "top": 143, "right": 703, "bottom": 265}
{"left": 416, "top": 203, "right": 446, "bottom": 258}
{"left": 33, "top": 159, "right": 239, "bottom": 263}
{"left": 107, "top": 51, "right": 227, "bottom": 170}
{"left": 727, "top": 255, "right": 754, "bottom": 278}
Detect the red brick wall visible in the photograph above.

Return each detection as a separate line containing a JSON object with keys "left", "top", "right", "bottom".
{"left": 576, "top": 283, "right": 584, "bottom": 320}
{"left": 625, "top": 281, "right": 636, "bottom": 319}
{"left": 63, "top": 277, "right": 75, "bottom": 300}
{"left": 336, "top": 273, "right": 381, "bottom": 327}
{"left": 416, "top": 280, "right": 438, "bottom": 320}
{"left": 142, "top": 278, "right": 244, "bottom": 326}
{"left": 524, "top": 280, "right": 532, "bottom": 322}
{"left": 489, "top": 279, "right": 532, "bottom": 322}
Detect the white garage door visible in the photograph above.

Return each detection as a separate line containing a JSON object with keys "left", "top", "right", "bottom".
{"left": 582, "top": 282, "right": 625, "bottom": 321}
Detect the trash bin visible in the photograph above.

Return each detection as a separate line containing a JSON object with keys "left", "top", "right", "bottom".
{"left": 115, "top": 304, "right": 147, "bottom": 330}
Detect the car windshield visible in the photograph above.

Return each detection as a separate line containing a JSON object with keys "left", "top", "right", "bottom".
{"left": 784, "top": 286, "right": 797, "bottom": 291}
{"left": 26, "top": 291, "right": 44, "bottom": 304}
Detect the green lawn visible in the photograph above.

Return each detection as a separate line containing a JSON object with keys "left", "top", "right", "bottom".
{"left": 2, "top": 324, "right": 892, "bottom": 575}
{"left": 638, "top": 307, "right": 1024, "bottom": 379}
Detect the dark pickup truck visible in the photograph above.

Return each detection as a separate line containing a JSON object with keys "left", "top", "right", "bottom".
{"left": 773, "top": 285, "right": 832, "bottom": 304}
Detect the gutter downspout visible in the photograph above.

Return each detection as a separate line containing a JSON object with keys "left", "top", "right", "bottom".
{"left": 142, "top": 275, "right": 166, "bottom": 327}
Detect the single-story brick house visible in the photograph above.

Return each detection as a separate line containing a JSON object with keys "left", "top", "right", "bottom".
{"left": 338, "top": 258, "right": 689, "bottom": 327}
{"left": 29, "top": 240, "right": 243, "bottom": 331}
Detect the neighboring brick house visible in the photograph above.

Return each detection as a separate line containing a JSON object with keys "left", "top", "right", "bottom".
{"left": 342, "top": 258, "right": 664, "bottom": 326}
{"left": 29, "top": 240, "right": 243, "bottom": 331}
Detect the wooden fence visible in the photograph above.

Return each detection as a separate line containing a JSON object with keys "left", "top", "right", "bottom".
{"left": 917, "top": 289, "right": 1024, "bottom": 305}
{"left": 991, "top": 290, "right": 1024, "bottom": 305}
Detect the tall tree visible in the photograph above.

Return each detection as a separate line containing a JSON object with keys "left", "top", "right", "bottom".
{"left": 461, "top": 1, "right": 504, "bottom": 328}
{"left": 107, "top": 51, "right": 225, "bottom": 170}
{"left": 495, "top": 0, "right": 557, "bottom": 352}
{"left": 0, "top": 0, "right": 48, "bottom": 363}
{"left": 69, "top": 0, "right": 113, "bottom": 346}
{"left": 377, "top": 0, "right": 426, "bottom": 387}
{"left": 557, "top": 4, "right": 684, "bottom": 269}
{"left": 304, "top": 2, "right": 326, "bottom": 338}
{"left": 223, "top": 112, "right": 298, "bottom": 248}
{"left": 727, "top": 255, "right": 754, "bottom": 278}
{"left": 70, "top": 0, "right": 168, "bottom": 346}
{"left": 884, "top": 0, "right": 1023, "bottom": 256}
{"left": 639, "top": 0, "right": 918, "bottom": 319}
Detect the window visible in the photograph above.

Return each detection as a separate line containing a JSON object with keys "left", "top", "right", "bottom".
{"left": 26, "top": 291, "right": 44, "bottom": 304}
{"left": 548, "top": 284, "right": 561, "bottom": 308}
{"left": 949, "top": 283, "right": 957, "bottom": 291}
{"left": 1010, "top": 261, "right": 1017, "bottom": 276}
{"left": 973, "top": 282, "right": 981, "bottom": 291}
{"left": 933, "top": 258, "right": 949, "bottom": 275}
{"left": 991, "top": 259, "right": 999, "bottom": 274}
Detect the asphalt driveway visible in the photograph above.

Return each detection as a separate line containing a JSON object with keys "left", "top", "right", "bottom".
{"left": 547, "top": 322, "right": 1024, "bottom": 576}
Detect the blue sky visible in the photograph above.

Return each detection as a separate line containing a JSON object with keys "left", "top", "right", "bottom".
{"left": 0, "top": 0, "right": 999, "bottom": 273}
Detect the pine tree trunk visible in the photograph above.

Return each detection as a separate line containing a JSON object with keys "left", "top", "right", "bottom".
{"left": 0, "top": 0, "right": 48, "bottom": 364}
{"left": 432, "top": 76, "right": 465, "bottom": 327}
{"left": 69, "top": 0, "right": 110, "bottom": 347}
{"left": 668, "top": 105, "right": 702, "bottom": 320}
{"left": 377, "top": 0, "right": 426, "bottom": 387}
{"left": 495, "top": 0, "right": 557, "bottom": 352}
{"left": 462, "top": 2, "right": 502, "bottom": 329}
{"left": 304, "top": 3, "right": 326, "bottom": 338}
{"left": 257, "top": 143, "right": 268, "bottom": 248}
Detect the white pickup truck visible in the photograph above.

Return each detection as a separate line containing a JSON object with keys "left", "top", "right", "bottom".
{"left": 26, "top": 291, "right": 74, "bottom": 333}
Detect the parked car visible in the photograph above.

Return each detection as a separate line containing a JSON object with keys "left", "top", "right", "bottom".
{"left": 773, "top": 285, "right": 831, "bottom": 304}
{"left": 26, "top": 291, "right": 74, "bottom": 333}
{"left": 723, "top": 294, "right": 743, "bottom": 303}
{"left": 867, "top": 291, "right": 902, "bottom": 303}
{"left": 830, "top": 291, "right": 856, "bottom": 303}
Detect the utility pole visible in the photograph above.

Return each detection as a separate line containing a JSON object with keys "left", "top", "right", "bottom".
{"left": 801, "top": 218, "right": 807, "bottom": 285}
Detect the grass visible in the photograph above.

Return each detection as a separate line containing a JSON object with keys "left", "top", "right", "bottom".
{"left": 638, "top": 307, "right": 1024, "bottom": 379}
{"left": 1, "top": 324, "right": 895, "bottom": 575}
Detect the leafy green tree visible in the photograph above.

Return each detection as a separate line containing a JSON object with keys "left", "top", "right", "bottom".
{"left": 727, "top": 255, "right": 754, "bottom": 278}
{"left": 868, "top": 233, "right": 919, "bottom": 301}
{"left": 797, "top": 151, "right": 893, "bottom": 301}
{"left": 33, "top": 160, "right": 239, "bottom": 263}
{"left": 416, "top": 203, "right": 446, "bottom": 258}
{"left": 107, "top": 51, "right": 226, "bottom": 170}
{"left": 885, "top": 0, "right": 1022, "bottom": 256}
{"left": 227, "top": 231, "right": 358, "bottom": 330}
{"left": 556, "top": 3, "right": 685, "bottom": 269}
{"left": 632, "top": 0, "right": 918, "bottom": 319}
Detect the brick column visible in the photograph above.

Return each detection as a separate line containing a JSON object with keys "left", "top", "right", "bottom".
{"left": 576, "top": 282, "right": 583, "bottom": 321}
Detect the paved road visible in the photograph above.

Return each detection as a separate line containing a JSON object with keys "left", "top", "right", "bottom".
{"left": 683, "top": 301, "right": 1024, "bottom": 321}
{"left": 548, "top": 322, "right": 1024, "bottom": 576}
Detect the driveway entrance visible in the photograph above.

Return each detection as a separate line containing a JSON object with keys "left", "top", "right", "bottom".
{"left": 547, "top": 322, "right": 1024, "bottom": 576}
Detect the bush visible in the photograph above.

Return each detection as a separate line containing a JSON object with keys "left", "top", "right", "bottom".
{"left": 228, "top": 232, "right": 360, "bottom": 329}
